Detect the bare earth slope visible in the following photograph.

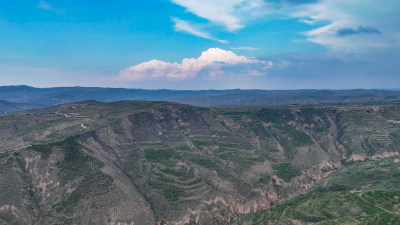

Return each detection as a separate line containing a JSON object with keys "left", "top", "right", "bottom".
{"left": 0, "top": 101, "right": 399, "bottom": 224}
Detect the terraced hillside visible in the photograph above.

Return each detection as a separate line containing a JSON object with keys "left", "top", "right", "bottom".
{"left": 236, "top": 156, "right": 400, "bottom": 224}
{"left": 0, "top": 101, "right": 399, "bottom": 224}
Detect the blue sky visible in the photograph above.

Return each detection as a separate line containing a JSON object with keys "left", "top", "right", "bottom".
{"left": 0, "top": 0, "right": 399, "bottom": 89}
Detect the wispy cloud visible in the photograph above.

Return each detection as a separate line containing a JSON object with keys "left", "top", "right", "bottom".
{"left": 118, "top": 48, "right": 272, "bottom": 81}
{"left": 170, "top": 0, "right": 245, "bottom": 31}
{"left": 37, "top": 1, "right": 61, "bottom": 14}
{"left": 173, "top": 18, "right": 227, "bottom": 43}
{"left": 231, "top": 47, "right": 260, "bottom": 50}
{"left": 169, "top": 0, "right": 272, "bottom": 43}
{"left": 293, "top": 0, "right": 399, "bottom": 52}
{"left": 169, "top": 0, "right": 274, "bottom": 32}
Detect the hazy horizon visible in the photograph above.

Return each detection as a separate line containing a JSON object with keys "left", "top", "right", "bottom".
{"left": 1, "top": 85, "right": 400, "bottom": 92}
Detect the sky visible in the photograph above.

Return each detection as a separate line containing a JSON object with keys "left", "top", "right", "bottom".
{"left": 0, "top": 0, "right": 399, "bottom": 89}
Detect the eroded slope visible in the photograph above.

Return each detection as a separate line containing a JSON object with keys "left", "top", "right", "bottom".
{"left": 0, "top": 102, "right": 399, "bottom": 224}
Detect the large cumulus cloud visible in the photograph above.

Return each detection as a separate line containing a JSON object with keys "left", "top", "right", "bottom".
{"left": 119, "top": 48, "right": 272, "bottom": 81}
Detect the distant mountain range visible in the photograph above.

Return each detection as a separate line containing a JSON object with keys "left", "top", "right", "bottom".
{"left": 0, "top": 100, "right": 43, "bottom": 114}
{"left": 0, "top": 85, "right": 400, "bottom": 113}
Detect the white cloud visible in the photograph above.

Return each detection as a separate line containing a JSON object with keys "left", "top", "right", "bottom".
{"left": 37, "top": 1, "right": 61, "bottom": 13}
{"left": 173, "top": 18, "right": 227, "bottom": 43}
{"left": 119, "top": 48, "right": 272, "bottom": 81}
{"left": 231, "top": 46, "right": 260, "bottom": 50}
{"left": 170, "top": 0, "right": 266, "bottom": 31}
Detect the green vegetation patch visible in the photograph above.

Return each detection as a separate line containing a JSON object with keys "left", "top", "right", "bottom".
{"left": 144, "top": 148, "right": 181, "bottom": 167}
{"left": 364, "top": 191, "right": 400, "bottom": 210}
{"left": 217, "top": 137, "right": 252, "bottom": 149}
{"left": 30, "top": 144, "right": 54, "bottom": 158}
{"left": 148, "top": 181, "right": 185, "bottom": 201}
{"left": 191, "top": 139, "right": 216, "bottom": 149}
{"left": 105, "top": 110, "right": 123, "bottom": 117}
{"left": 255, "top": 175, "right": 271, "bottom": 186}
{"left": 186, "top": 154, "right": 218, "bottom": 169}
{"left": 174, "top": 146, "right": 192, "bottom": 151}
{"left": 160, "top": 167, "right": 193, "bottom": 179}
{"left": 132, "top": 101, "right": 165, "bottom": 109}
{"left": 252, "top": 123, "right": 272, "bottom": 138}
{"left": 16, "top": 118, "right": 63, "bottom": 138}
{"left": 275, "top": 125, "right": 314, "bottom": 147}
{"left": 58, "top": 142, "right": 103, "bottom": 180}
{"left": 273, "top": 163, "right": 302, "bottom": 182}
{"left": 153, "top": 172, "right": 176, "bottom": 183}
{"left": 0, "top": 152, "right": 9, "bottom": 159}
{"left": 258, "top": 108, "right": 295, "bottom": 123}
{"left": 111, "top": 100, "right": 165, "bottom": 110}
{"left": 185, "top": 154, "right": 229, "bottom": 177}
{"left": 390, "top": 130, "right": 400, "bottom": 144}
{"left": 219, "top": 152, "right": 264, "bottom": 168}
